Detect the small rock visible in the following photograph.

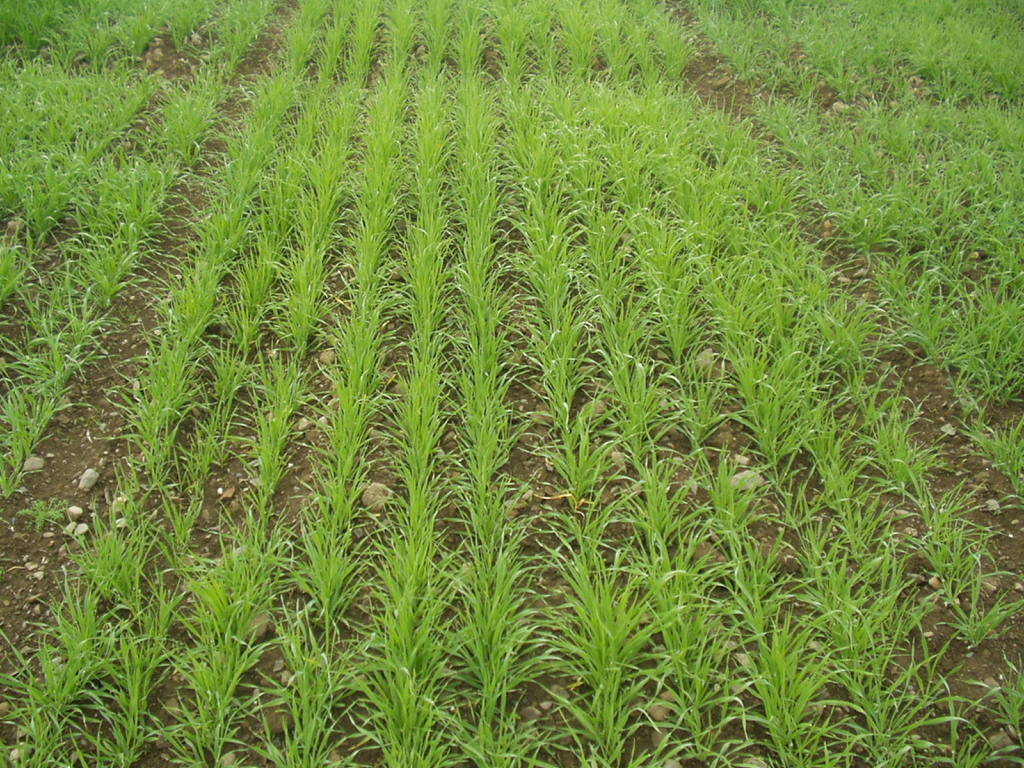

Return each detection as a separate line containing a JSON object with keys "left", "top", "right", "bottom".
{"left": 735, "top": 652, "right": 752, "bottom": 667}
{"left": 694, "top": 540, "right": 727, "bottom": 566}
{"left": 517, "top": 489, "right": 534, "bottom": 509}
{"left": 928, "top": 576, "right": 943, "bottom": 591}
{"left": 318, "top": 349, "right": 336, "bottom": 365}
{"left": 74, "top": 523, "right": 89, "bottom": 536}
{"left": 989, "top": 729, "right": 1014, "bottom": 750}
{"left": 831, "top": 100, "right": 850, "bottom": 113}
{"left": 983, "top": 677, "right": 1001, "bottom": 691}
{"left": 521, "top": 706, "right": 542, "bottom": 721}
{"left": 115, "top": 517, "right": 127, "bottom": 529}
{"left": 983, "top": 578, "right": 1000, "bottom": 595}
{"left": 297, "top": 417, "right": 313, "bottom": 431}
{"left": 248, "top": 612, "right": 274, "bottom": 642}
{"left": 10, "top": 748, "right": 23, "bottom": 762}
{"left": 0, "top": 700, "right": 10, "bottom": 716}
{"left": 67, "top": 505, "right": 84, "bottom": 520}
{"left": 266, "top": 707, "right": 293, "bottom": 735}
{"left": 712, "top": 75, "right": 731, "bottom": 89}
{"left": 695, "top": 348, "right": 716, "bottom": 372}
{"left": 665, "top": 761, "right": 682, "bottom": 768}
{"left": 361, "top": 482, "right": 392, "bottom": 510}
{"left": 985, "top": 499, "right": 1001, "bottom": 513}
{"left": 22, "top": 456, "right": 45, "bottom": 473}
{"left": 78, "top": 468, "right": 100, "bottom": 491}
{"left": 220, "top": 753, "right": 237, "bottom": 767}
{"left": 4, "top": 218, "right": 24, "bottom": 241}
{"left": 650, "top": 728, "right": 667, "bottom": 747}
{"left": 647, "top": 703, "right": 671, "bottom": 722}
{"left": 730, "top": 470, "right": 763, "bottom": 492}
{"left": 733, "top": 454, "right": 752, "bottom": 466}
{"left": 939, "top": 423, "right": 957, "bottom": 437}
{"left": 539, "top": 700, "right": 554, "bottom": 711}
{"left": 610, "top": 450, "right": 627, "bottom": 468}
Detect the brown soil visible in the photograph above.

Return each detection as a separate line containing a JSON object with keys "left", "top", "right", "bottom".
{"left": 664, "top": 3, "right": 756, "bottom": 120}
{"left": 141, "top": 32, "right": 201, "bottom": 80}
{"left": 237, "top": 0, "right": 299, "bottom": 80}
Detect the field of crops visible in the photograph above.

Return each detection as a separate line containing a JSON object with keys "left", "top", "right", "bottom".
{"left": 1, "top": 0, "right": 1023, "bottom": 766}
